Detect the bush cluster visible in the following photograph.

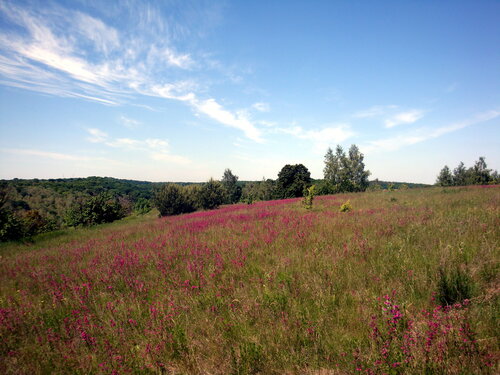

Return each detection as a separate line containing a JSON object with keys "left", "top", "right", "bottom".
{"left": 65, "top": 193, "right": 125, "bottom": 227}
{"left": 154, "top": 179, "right": 228, "bottom": 217}
{"left": 436, "top": 157, "right": 499, "bottom": 186}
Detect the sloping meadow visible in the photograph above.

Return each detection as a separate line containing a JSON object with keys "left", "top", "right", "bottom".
{"left": 1, "top": 187, "right": 498, "bottom": 374}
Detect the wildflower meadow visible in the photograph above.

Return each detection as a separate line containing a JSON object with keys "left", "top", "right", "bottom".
{"left": 1, "top": 186, "right": 498, "bottom": 374}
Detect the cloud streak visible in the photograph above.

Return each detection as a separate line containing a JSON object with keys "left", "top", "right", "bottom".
{"left": 385, "top": 109, "right": 424, "bottom": 128}
{"left": 0, "top": 148, "right": 128, "bottom": 168}
{"left": 353, "top": 105, "right": 398, "bottom": 118}
{"left": 0, "top": 1, "right": 263, "bottom": 142}
{"left": 363, "top": 109, "right": 500, "bottom": 153}
{"left": 278, "top": 124, "right": 355, "bottom": 151}
{"left": 84, "top": 128, "right": 190, "bottom": 165}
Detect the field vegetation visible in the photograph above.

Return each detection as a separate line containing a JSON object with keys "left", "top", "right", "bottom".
{"left": 1, "top": 185, "right": 498, "bottom": 374}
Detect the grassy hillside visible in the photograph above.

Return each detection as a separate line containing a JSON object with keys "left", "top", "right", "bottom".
{"left": 0, "top": 186, "right": 498, "bottom": 374}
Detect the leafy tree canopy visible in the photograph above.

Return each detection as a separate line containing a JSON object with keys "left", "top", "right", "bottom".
{"left": 323, "top": 144, "right": 370, "bottom": 193}
{"left": 221, "top": 169, "right": 242, "bottom": 204}
{"left": 276, "top": 164, "right": 311, "bottom": 198}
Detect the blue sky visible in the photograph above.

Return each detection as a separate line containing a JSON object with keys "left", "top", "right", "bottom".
{"left": 0, "top": 0, "right": 498, "bottom": 183}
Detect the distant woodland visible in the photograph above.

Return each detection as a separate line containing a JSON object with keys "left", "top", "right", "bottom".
{"left": 1, "top": 146, "right": 496, "bottom": 242}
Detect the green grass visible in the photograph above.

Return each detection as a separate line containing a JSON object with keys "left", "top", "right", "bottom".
{"left": 0, "top": 186, "right": 498, "bottom": 374}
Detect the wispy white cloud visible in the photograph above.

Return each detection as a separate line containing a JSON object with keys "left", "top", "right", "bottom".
{"left": 278, "top": 124, "right": 355, "bottom": 151}
{"left": 257, "top": 120, "right": 277, "bottom": 127}
{"left": 75, "top": 12, "right": 120, "bottom": 55}
{"left": 363, "top": 109, "right": 500, "bottom": 153}
{"left": 385, "top": 109, "right": 424, "bottom": 128}
{"left": 1, "top": 148, "right": 93, "bottom": 161}
{"left": 0, "top": 148, "right": 129, "bottom": 168}
{"left": 0, "top": 1, "right": 266, "bottom": 142}
{"left": 353, "top": 105, "right": 398, "bottom": 118}
{"left": 252, "top": 102, "right": 270, "bottom": 112}
{"left": 353, "top": 105, "right": 425, "bottom": 129}
{"left": 84, "top": 128, "right": 190, "bottom": 164}
{"left": 191, "top": 98, "right": 263, "bottom": 142}
{"left": 149, "top": 152, "right": 190, "bottom": 164}
{"left": 120, "top": 115, "right": 141, "bottom": 129}
{"left": 163, "top": 48, "right": 193, "bottom": 69}
{"left": 86, "top": 128, "right": 108, "bottom": 143}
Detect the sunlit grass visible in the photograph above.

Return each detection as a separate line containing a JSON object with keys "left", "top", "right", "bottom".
{"left": 0, "top": 186, "right": 498, "bottom": 374}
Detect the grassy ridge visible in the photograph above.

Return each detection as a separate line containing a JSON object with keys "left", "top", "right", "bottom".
{"left": 0, "top": 186, "right": 498, "bottom": 374}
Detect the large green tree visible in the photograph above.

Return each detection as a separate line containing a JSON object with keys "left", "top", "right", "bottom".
{"left": 198, "top": 179, "right": 226, "bottom": 210}
{"left": 470, "top": 157, "right": 491, "bottom": 185}
{"left": 347, "top": 144, "right": 371, "bottom": 192}
{"left": 154, "top": 184, "right": 197, "bottom": 217}
{"left": 436, "top": 165, "right": 454, "bottom": 186}
{"left": 241, "top": 178, "right": 276, "bottom": 202}
{"left": 276, "top": 164, "right": 311, "bottom": 198}
{"left": 437, "top": 157, "right": 497, "bottom": 187}
{"left": 221, "top": 169, "right": 242, "bottom": 204}
{"left": 452, "top": 162, "right": 467, "bottom": 186}
{"left": 323, "top": 144, "right": 370, "bottom": 193}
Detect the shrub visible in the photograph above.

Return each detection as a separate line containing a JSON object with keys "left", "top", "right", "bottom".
{"left": 65, "top": 193, "right": 125, "bottom": 226}
{"left": 19, "top": 210, "right": 54, "bottom": 237}
{"left": 134, "top": 198, "right": 152, "bottom": 215}
{"left": 302, "top": 184, "right": 315, "bottom": 209}
{"left": 154, "top": 184, "right": 195, "bottom": 217}
{"left": 183, "top": 184, "right": 202, "bottom": 211}
{"left": 315, "top": 180, "right": 335, "bottom": 195}
{"left": 198, "top": 179, "right": 226, "bottom": 210}
{"left": 339, "top": 200, "right": 352, "bottom": 212}
{"left": 0, "top": 208, "right": 24, "bottom": 242}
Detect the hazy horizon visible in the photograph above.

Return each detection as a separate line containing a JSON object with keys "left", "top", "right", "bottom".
{"left": 1, "top": 1, "right": 499, "bottom": 184}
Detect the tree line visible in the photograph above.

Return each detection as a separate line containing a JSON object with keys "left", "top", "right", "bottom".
{"left": 8, "top": 145, "right": 494, "bottom": 241}
{"left": 436, "top": 157, "right": 499, "bottom": 186}
{"left": 0, "top": 144, "right": 374, "bottom": 239}
{"left": 154, "top": 144, "right": 370, "bottom": 216}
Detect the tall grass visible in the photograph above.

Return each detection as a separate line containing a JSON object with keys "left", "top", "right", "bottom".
{"left": 0, "top": 186, "right": 498, "bottom": 374}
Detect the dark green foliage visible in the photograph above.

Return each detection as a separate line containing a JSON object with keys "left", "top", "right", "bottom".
{"left": 315, "top": 180, "right": 335, "bottom": 195}
{"left": 0, "top": 177, "right": 163, "bottom": 229}
{"left": 452, "top": 162, "right": 468, "bottom": 186}
{"left": 323, "top": 144, "right": 370, "bottom": 193}
{"left": 183, "top": 184, "right": 202, "bottom": 211}
{"left": 6, "top": 176, "right": 158, "bottom": 199}
{"left": 241, "top": 179, "right": 276, "bottom": 202}
{"left": 0, "top": 189, "right": 55, "bottom": 241}
{"left": 154, "top": 184, "right": 196, "bottom": 217}
{"left": 437, "top": 267, "right": 474, "bottom": 306}
{"left": 436, "top": 165, "right": 453, "bottom": 186}
{"left": 276, "top": 164, "right": 311, "bottom": 198}
{"left": 65, "top": 193, "right": 125, "bottom": 227}
{"left": 198, "top": 179, "right": 226, "bottom": 210}
{"left": 19, "top": 210, "right": 55, "bottom": 237}
{"left": 222, "top": 169, "right": 242, "bottom": 204}
{"left": 367, "top": 179, "right": 429, "bottom": 190}
{"left": 0, "top": 208, "right": 24, "bottom": 242}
